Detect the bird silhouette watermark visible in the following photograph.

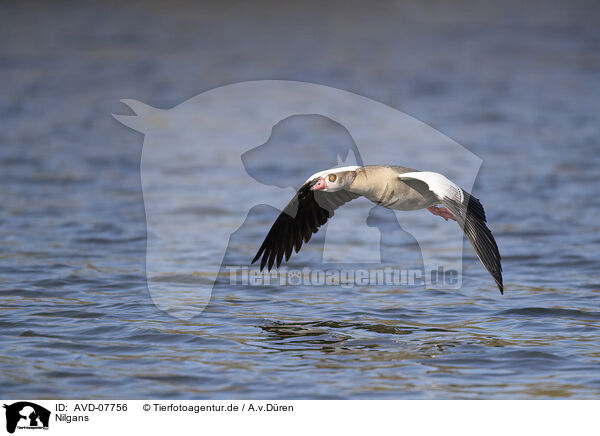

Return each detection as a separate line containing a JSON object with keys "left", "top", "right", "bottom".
{"left": 114, "top": 80, "right": 489, "bottom": 319}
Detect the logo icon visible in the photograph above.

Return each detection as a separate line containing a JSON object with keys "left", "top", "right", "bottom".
{"left": 114, "top": 80, "right": 482, "bottom": 319}
{"left": 3, "top": 402, "right": 50, "bottom": 434}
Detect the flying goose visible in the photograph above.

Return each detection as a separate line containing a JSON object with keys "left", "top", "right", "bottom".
{"left": 252, "top": 165, "right": 503, "bottom": 293}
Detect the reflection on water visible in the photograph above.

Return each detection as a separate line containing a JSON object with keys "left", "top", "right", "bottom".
{"left": 1, "top": 0, "right": 600, "bottom": 399}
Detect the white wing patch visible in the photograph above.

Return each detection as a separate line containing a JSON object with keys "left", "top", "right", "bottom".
{"left": 305, "top": 166, "right": 361, "bottom": 183}
{"left": 398, "top": 171, "right": 464, "bottom": 202}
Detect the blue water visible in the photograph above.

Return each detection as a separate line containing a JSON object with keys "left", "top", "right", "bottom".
{"left": 1, "top": 0, "right": 600, "bottom": 399}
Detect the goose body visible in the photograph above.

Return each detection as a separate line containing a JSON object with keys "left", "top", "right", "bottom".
{"left": 253, "top": 165, "right": 503, "bottom": 293}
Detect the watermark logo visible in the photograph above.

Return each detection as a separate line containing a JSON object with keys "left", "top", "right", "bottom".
{"left": 114, "top": 80, "right": 482, "bottom": 319}
{"left": 227, "top": 266, "right": 458, "bottom": 288}
{"left": 3, "top": 402, "right": 50, "bottom": 434}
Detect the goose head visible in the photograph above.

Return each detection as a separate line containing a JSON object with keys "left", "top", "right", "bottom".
{"left": 311, "top": 169, "right": 357, "bottom": 192}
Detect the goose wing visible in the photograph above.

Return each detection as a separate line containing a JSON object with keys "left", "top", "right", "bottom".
{"left": 399, "top": 171, "right": 503, "bottom": 294}
{"left": 252, "top": 180, "right": 360, "bottom": 271}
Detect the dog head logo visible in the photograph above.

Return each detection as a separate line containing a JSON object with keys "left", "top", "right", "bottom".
{"left": 3, "top": 402, "right": 50, "bottom": 434}
{"left": 114, "top": 80, "right": 481, "bottom": 319}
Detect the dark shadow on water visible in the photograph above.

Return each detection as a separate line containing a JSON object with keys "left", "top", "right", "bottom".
{"left": 497, "top": 307, "right": 600, "bottom": 320}
{"left": 259, "top": 320, "right": 454, "bottom": 345}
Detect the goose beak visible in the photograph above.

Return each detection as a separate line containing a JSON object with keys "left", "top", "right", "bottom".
{"left": 311, "top": 177, "right": 327, "bottom": 191}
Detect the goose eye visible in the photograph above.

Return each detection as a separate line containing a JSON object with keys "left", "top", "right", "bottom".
{"left": 328, "top": 174, "right": 337, "bottom": 182}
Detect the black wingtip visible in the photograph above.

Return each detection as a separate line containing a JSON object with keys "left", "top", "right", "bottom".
{"left": 455, "top": 194, "right": 504, "bottom": 296}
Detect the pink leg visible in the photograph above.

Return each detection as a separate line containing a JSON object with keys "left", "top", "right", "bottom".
{"left": 427, "top": 206, "right": 456, "bottom": 221}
